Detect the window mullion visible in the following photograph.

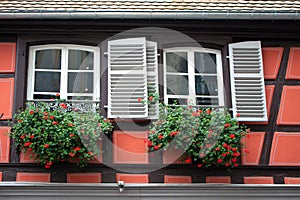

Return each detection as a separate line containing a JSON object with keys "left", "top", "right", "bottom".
{"left": 60, "top": 47, "right": 68, "bottom": 99}
{"left": 93, "top": 47, "right": 100, "bottom": 101}
{"left": 216, "top": 53, "right": 225, "bottom": 107}
{"left": 188, "top": 50, "right": 196, "bottom": 105}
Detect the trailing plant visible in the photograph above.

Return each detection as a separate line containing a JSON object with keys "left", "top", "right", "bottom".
{"left": 10, "top": 96, "right": 113, "bottom": 168}
{"left": 146, "top": 103, "right": 249, "bottom": 169}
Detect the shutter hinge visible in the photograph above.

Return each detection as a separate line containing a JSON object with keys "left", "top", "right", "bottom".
{"left": 104, "top": 52, "right": 108, "bottom": 55}
{"left": 226, "top": 56, "right": 230, "bottom": 59}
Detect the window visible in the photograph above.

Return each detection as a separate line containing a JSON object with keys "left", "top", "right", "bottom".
{"left": 27, "top": 44, "right": 100, "bottom": 101}
{"left": 163, "top": 48, "right": 224, "bottom": 107}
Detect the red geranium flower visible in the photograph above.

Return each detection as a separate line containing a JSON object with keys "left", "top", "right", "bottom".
{"left": 206, "top": 109, "right": 211, "bottom": 114}
{"left": 197, "top": 164, "right": 203, "bottom": 168}
{"left": 45, "top": 165, "right": 51, "bottom": 169}
{"left": 222, "top": 153, "right": 227, "bottom": 157}
{"left": 137, "top": 97, "right": 142, "bottom": 102}
{"left": 233, "top": 163, "right": 238, "bottom": 167}
{"left": 148, "top": 96, "right": 154, "bottom": 101}
{"left": 170, "top": 131, "right": 178, "bottom": 137}
{"left": 18, "top": 119, "right": 23, "bottom": 123}
{"left": 232, "top": 147, "right": 237, "bottom": 152}
{"left": 154, "top": 145, "right": 159, "bottom": 151}
{"left": 215, "top": 147, "right": 221, "bottom": 151}
{"left": 49, "top": 116, "right": 54, "bottom": 120}
{"left": 236, "top": 113, "right": 241, "bottom": 117}
{"left": 68, "top": 123, "right": 74, "bottom": 127}
{"left": 44, "top": 144, "right": 50, "bottom": 148}
{"left": 24, "top": 142, "right": 32, "bottom": 147}
{"left": 20, "top": 135, "right": 25, "bottom": 139}
{"left": 43, "top": 116, "right": 48, "bottom": 120}
{"left": 52, "top": 121, "right": 58, "bottom": 125}
{"left": 69, "top": 152, "right": 75, "bottom": 157}
{"left": 217, "top": 158, "right": 223, "bottom": 163}
{"left": 230, "top": 134, "right": 235, "bottom": 139}
{"left": 60, "top": 103, "right": 67, "bottom": 109}
{"left": 232, "top": 158, "right": 237, "bottom": 163}
{"left": 74, "top": 147, "right": 81, "bottom": 151}
{"left": 224, "top": 123, "right": 231, "bottom": 128}
{"left": 69, "top": 134, "right": 74, "bottom": 137}
{"left": 29, "top": 110, "right": 34, "bottom": 115}
{"left": 158, "top": 134, "right": 164, "bottom": 139}
{"left": 192, "top": 111, "right": 200, "bottom": 117}
{"left": 222, "top": 143, "right": 228, "bottom": 148}
{"left": 30, "top": 135, "right": 34, "bottom": 139}
{"left": 147, "top": 140, "right": 153, "bottom": 147}
{"left": 55, "top": 93, "right": 60, "bottom": 97}
{"left": 185, "top": 158, "right": 192, "bottom": 164}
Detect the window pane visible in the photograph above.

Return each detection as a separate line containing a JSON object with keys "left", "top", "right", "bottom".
{"left": 195, "top": 75, "right": 218, "bottom": 95}
{"left": 68, "top": 72, "right": 93, "bottom": 93}
{"left": 167, "top": 75, "right": 189, "bottom": 95}
{"left": 33, "top": 94, "right": 56, "bottom": 100}
{"left": 166, "top": 52, "right": 188, "bottom": 73}
{"left": 35, "top": 49, "right": 61, "bottom": 69}
{"left": 68, "top": 50, "right": 94, "bottom": 70}
{"left": 194, "top": 52, "right": 216, "bottom": 74}
{"left": 196, "top": 97, "right": 219, "bottom": 106}
{"left": 67, "top": 96, "right": 93, "bottom": 100}
{"left": 34, "top": 71, "right": 60, "bottom": 92}
{"left": 168, "top": 98, "right": 188, "bottom": 105}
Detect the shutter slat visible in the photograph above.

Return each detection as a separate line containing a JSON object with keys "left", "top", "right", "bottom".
{"left": 229, "top": 41, "right": 267, "bottom": 121}
{"left": 108, "top": 38, "right": 148, "bottom": 118}
{"left": 146, "top": 41, "right": 159, "bottom": 119}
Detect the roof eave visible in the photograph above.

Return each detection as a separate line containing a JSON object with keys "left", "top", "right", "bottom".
{"left": 0, "top": 11, "right": 299, "bottom": 20}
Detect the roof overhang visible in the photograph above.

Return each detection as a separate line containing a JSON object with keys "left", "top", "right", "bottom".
{"left": 0, "top": 10, "right": 299, "bottom": 20}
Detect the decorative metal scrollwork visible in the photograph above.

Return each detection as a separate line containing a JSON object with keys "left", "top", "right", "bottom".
{"left": 27, "top": 100, "right": 100, "bottom": 113}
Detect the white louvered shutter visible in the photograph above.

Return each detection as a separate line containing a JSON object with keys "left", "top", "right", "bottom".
{"left": 146, "top": 41, "right": 159, "bottom": 119}
{"left": 228, "top": 41, "right": 267, "bottom": 121}
{"left": 108, "top": 38, "right": 148, "bottom": 118}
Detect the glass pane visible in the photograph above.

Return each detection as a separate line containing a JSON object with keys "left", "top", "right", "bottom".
{"left": 194, "top": 52, "right": 216, "bottom": 74}
{"left": 67, "top": 96, "right": 93, "bottom": 100}
{"left": 68, "top": 50, "right": 94, "bottom": 70}
{"left": 167, "top": 75, "right": 189, "bottom": 95}
{"left": 68, "top": 72, "right": 93, "bottom": 93}
{"left": 195, "top": 75, "right": 218, "bottom": 95}
{"left": 166, "top": 52, "right": 188, "bottom": 73}
{"left": 168, "top": 98, "right": 188, "bottom": 105}
{"left": 35, "top": 49, "right": 61, "bottom": 69}
{"left": 196, "top": 97, "right": 218, "bottom": 106}
{"left": 33, "top": 94, "right": 56, "bottom": 100}
{"left": 34, "top": 71, "right": 60, "bottom": 92}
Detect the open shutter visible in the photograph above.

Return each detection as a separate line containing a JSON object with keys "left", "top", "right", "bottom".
{"left": 228, "top": 41, "right": 267, "bottom": 121}
{"left": 108, "top": 38, "right": 148, "bottom": 118}
{"left": 146, "top": 41, "right": 159, "bottom": 119}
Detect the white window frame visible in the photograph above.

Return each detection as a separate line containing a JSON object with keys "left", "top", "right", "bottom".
{"left": 163, "top": 47, "right": 224, "bottom": 107}
{"left": 27, "top": 44, "right": 100, "bottom": 101}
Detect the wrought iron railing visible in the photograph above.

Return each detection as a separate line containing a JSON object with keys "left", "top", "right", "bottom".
{"left": 26, "top": 100, "right": 101, "bottom": 113}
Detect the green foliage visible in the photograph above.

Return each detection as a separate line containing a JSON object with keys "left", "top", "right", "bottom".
{"left": 10, "top": 99, "right": 113, "bottom": 168}
{"left": 146, "top": 104, "right": 249, "bottom": 169}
